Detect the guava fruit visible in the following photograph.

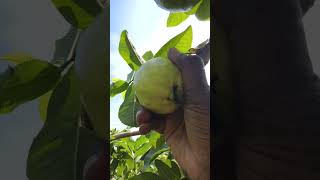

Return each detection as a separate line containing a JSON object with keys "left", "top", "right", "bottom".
{"left": 74, "top": 8, "right": 108, "bottom": 139}
{"left": 133, "top": 57, "right": 183, "bottom": 114}
{"left": 154, "top": 0, "right": 200, "bottom": 12}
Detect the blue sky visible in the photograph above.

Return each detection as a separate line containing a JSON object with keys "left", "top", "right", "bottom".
{"left": 110, "top": 0, "right": 210, "bottom": 130}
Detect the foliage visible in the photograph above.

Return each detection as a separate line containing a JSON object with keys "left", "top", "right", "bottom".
{"left": 110, "top": 129, "right": 189, "bottom": 180}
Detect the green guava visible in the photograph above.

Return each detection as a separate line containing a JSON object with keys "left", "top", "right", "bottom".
{"left": 154, "top": 0, "right": 200, "bottom": 12}
{"left": 133, "top": 57, "right": 183, "bottom": 114}
{"left": 75, "top": 8, "right": 108, "bottom": 139}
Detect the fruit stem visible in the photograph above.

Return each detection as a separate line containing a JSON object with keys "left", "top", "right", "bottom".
{"left": 195, "top": 38, "right": 210, "bottom": 65}
{"left": 110, "top": 130, "right": 142, "bottom": 142}
{"left": 59, "top": 57, "right": 75, "bottom": 71}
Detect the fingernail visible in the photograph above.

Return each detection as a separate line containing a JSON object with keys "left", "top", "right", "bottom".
{"left": 168, "top": 48, "right": 179, "bottom": 61}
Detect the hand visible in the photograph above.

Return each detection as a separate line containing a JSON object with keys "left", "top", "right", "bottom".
{"left": 136, "top": 48, "right": 211, "bottom": 179}
{"left": 83, "top": 144, "right": 107, "bottom": 180}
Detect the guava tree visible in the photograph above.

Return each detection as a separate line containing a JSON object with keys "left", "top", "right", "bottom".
{"left": 110, "top": 0, "right": 210, "bottom": 179}
{"left": 0, "top": 0, "right": 108, "bottom": 179}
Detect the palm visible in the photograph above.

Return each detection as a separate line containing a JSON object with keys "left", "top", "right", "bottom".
{"left": 138, "top": 107, "right": 210, "bottom": 179}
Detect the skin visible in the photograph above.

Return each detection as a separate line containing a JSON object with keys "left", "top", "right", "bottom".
{"left": 136, "top": 48, "right": 211, "bottom": 179}
{"left": 84, "top": 143, "right": 107, "bottom": 180}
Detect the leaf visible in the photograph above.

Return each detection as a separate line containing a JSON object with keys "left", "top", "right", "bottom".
{"left": 51, "top": 0, "right": 102, "bottom": 29}
{"left": 110, "top": 159, "right": 119, "bottom": 174}
{"left": 45, "top": 66, "right": 80, "bottom": 130}
{"left": 154, "top": 26, "right": 193, "bottom": 58}
{"left": 148, "top": 131, "right": 160, "bottom": 148}
{"left": 195, "top": 0, "right": 210, "bottom": 21}
{"left": 38, "top": 90, "right": 53, "bottom": 122}
{"left": 155, "top": 159, "right": 181, "bottom": 180}
{"left": 27, "top": 67, "right": 100, "bottom": 180}
{"left": 135, "top": 143, "right": 152, "bottom": 160}
{"left": 126, "top": 70, "right": 135, "bottom": 82}
{"left": 147, "top": 131, "right": 164, "bottom": 148}
{"left": 129, "top": 172, "right": 165, "bottom": 180}
{"left": 53, "top": 26, "right": 80, "bottom": 61}
{"left": 142, "top": 51, "right": 154, "bottom": 61}
{"left": 147, "top": 148, "right": 170, "bottom": 166}
{"left": 27, "top": 127, "right": 101, "bottom": 180}
{"left": 0, "top": 60, "right": 61, "bottom": 114}
{"left": 110, "top": 78, "right": 129, "bottom": 97}
{"left": 126, "top": 158, "right": 135, "bottom": 171}
{"left": 167, "top": 13, "right": 189, "bottom": 27}
{"left": 185, "top": 0, "right": 203, "bottom": 15}
{"left": 134, "top": 135, "right": 148, "bottom": 150}
{"left": 170, "top": 160, "right": 182, "bottom": 178}
{"left": 0, "top": 53, "right": 35, "bottom": 64}
{"left": 118, "top": 30, "right": 144, "bottom": 71}
{"left": 118, "top": 84, "right": 140, "bottom": 127}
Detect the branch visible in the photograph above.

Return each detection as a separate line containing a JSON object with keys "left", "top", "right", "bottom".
{"left": 59, "top": 56, "right": 75, "bottom": 71}
{"left": 110, "top": 130, "right": 142, "bottom": 142}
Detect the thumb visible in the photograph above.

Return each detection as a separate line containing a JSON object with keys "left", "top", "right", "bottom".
{"left": 168, "top": 48, "right": 209, "bottom": 105}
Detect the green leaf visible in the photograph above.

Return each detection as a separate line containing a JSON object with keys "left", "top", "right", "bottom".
{"left": 51, "top": 0, "right": 102, "bottom": 29}
{"left": 44, "top": 66, "right": 81, "bottom": 130}
{"left": 167, "top": 13, "right": 189, "bottom": 27}
{"left": 0, "top": 53, "right": 35, "bottom": 64}
{"left": 135, "top": 143, "right": 152, "bottom": 160}
{"left": 38, "top": 90, "right": 53, "bottom": 122}
{"left": 142, "top": 51, "right": 154, "bottom": 61}
{"left": 134, "top": 135, "right": 148, "bottom": 150}
{"left": 110, "top": 78, "right": 129, "bottom": 97}
{"left": 27, "top": 67, "right": 100, "bottom": 180}
{"left": 155, "top": 159, "right": 181, "bottom": 180}
{"left": 126, "top": 158, "right": 135, "bottom": 171}
{"left": 110, "top": 159, "right": 119, "bottom": 174}
{"left": 154, "top": 26, "right": 193, "bottom": 58}
{"left": 129, "top": 172, "right": 165, "bottom": 180}
{"left": 195, "top": 0, "right": 210, "bottom": 21}
{"left": 53, "top": 26, "right": 80, "bottom": 61}
{"left": 0, "top": 60, "right": 61, "bottom": 114}
{"left": 185, "top": 0, "right": 203, "bottom": 15}
{"left": 118, "top": 84, "right": 140, "bottom": 127}
{"left": 27, "top": 127, "right": 101, "bottom": 180}
{"left": 118, "top": 30, "right": 144, "bottom": 71}
{"left": 147, "top": 148, "right": 170, "bottom": 166}
{"left": 126, "top": 70, "right": 135, "bottom": 82}
{"left": 170, "top": 160, "right": 182, "bottom": 178}
{"left": 147, "top": 131, "right": 165, "bottom": 148}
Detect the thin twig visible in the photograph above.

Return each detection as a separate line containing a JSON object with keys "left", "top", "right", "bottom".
{"left": 59, "top": 56, "right": 75, "bottom": 71}
{"left": 110, "top": 130, "right": 142, "bottom": 142}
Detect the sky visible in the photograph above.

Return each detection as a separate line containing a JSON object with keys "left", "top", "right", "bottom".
{"left": 110, "top": 0, "right": 211, "bottom": 130}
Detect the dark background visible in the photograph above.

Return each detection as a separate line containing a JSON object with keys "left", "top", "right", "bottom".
{"left": 0, "top": 1, "right": 319, "bottom": 179}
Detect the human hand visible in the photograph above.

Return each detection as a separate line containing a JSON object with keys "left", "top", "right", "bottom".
{"left": 136, "top": 48, "right": 210, "bottom": 179}
{"left": 83, "top": 144, "right": 107, "bottom": 180}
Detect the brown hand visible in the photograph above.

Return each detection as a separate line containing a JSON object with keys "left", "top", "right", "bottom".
{"left": 136, "top": 48, "right": 210, "bottom": 179}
